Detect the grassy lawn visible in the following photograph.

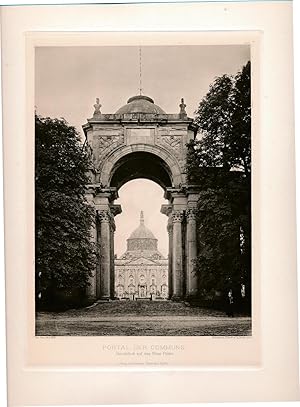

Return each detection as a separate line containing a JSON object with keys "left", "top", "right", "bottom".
{"left": 36, "top": 300, "right": 251, "bottom": 336}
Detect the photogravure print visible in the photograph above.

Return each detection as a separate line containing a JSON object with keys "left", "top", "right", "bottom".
{"left": 35, "top": 44, "right": 251, "bottom": 339}
{"left": 5, "top": 3, "right": 299, "bottom": 404}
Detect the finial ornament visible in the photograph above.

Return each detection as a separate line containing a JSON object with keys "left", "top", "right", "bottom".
{"left": 139, "top": 47, "right": 143, "bottom": 96}
{"left": 93, "top": 98, "right": 102, "bottom": 115}
{"left": 140, "top": 210, "right": 144, "bottom": 225}
{"left": 179, "top": 98, "right": 187, "bottom": 115}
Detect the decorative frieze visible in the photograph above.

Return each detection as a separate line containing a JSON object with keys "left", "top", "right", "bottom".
{"left": 156, "top": 134, "right": 182, "bottom": 155}
{"left": 93, "top": 133, "right": 125, "bottom": 171}
{"left": 96, "top": 134, "right": 124, "bottom": 151}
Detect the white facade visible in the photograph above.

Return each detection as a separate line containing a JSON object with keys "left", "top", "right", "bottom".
{"left": 115, "top": 212, "right": 168, "bottom": 300}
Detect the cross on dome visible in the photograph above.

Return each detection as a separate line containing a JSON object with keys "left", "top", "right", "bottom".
{"left": 140, "top": 210, "right": 144, "bottom": 225}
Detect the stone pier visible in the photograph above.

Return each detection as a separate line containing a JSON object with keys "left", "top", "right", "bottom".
{"left": 83, "top": 94, "right": 200, "bottom": 301}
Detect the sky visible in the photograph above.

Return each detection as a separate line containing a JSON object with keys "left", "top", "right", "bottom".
{"left": 114, "top": 179, "right": 168, "bottom": 257}
{"left": 35, "top": 45, "right": 250, "bottom": 256}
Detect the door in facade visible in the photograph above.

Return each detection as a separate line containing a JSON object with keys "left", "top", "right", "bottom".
{"left": 139, "top": 285, "right": 146, "bottom": 298}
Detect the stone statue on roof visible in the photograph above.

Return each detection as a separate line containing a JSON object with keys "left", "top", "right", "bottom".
{"left": 179, "top": 98, "right": 187, "bottom": 115}
{"left": 93, "top": 98, "right": 102, "bottom": 115}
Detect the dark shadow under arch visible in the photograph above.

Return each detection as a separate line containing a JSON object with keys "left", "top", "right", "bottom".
{"left": 110, "top": 152, "right": 173, "bottom": 191}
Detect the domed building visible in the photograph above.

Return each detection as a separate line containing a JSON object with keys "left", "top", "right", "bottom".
{"left": 115, "top": 95, "right": 166, "bottom": 115}
{"left": 115, "top": 211, "right": 168, "bottom": 300}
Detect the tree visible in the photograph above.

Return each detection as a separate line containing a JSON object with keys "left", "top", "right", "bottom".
{"left": 187, "top": 62, "right": 251, "bottom": 311}
{"left": 35, "top": 115, "right": 97, "bottom": 309}
{"left": 191, "top": 61, "right": 250, "bottom": 175}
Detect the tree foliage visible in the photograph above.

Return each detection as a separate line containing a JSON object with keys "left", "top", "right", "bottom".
{"left": 35, "top": 115, "right": 96, "bottom": 307}
{"left": 188, "top": 61, "right": 251, "bottom": 307}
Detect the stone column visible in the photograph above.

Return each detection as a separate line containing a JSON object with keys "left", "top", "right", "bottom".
{"left": 161, "top": 203, "right": 173, "bottom": 300}
{"left": 96, "top": 218, "right": 101, "bottom": 299}
{"left": 98, "top": 210, "right": 111, "bottom": 300}
{"left": 186, "top": 208, "right": 198, "bottom": 298}
{"left": 85, "top": 186, "right": 97, "bottom": 302}
{"left": 86, "top": 214, "right": 97, "bottom": 301}
{"left": 109, "top": 204, "right": 122, "bottom": 300}
{"left": 172, "top": 210, "right": 184, "bottom": 300}
{"left": 167, "top": 216, "right": 173, "bottom": 299}
{"left": 109, "top": 216, "right": 116, "bottom": 299}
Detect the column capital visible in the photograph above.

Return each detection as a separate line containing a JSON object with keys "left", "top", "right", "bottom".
{"left": 186, "top": 208, "right": 197, "bottom": 222}
{"left": 97, "top": 209, "right": 119, "bottom": 231}
{"left": 85, "top": 184, "right": 96, "bottom": 196}
{"left": 161, "top": 204, "right": 173, "bottom": 217}
{"left": 110, "top": 204, "right": 122, "bottom": 217}
{"left": 172, "top": 210, "right": 185, "bottom": 223}
{"left": 97, "top": 209, "right": 111, "bottom": 223}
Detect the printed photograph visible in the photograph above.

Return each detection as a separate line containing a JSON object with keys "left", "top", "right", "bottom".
{"left": 35, "top": 44, "right": 251, "bottom": 336}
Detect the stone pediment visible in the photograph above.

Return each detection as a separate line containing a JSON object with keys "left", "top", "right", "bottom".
{"left": 126, "top": 257, "right": 157, "bottom": 265}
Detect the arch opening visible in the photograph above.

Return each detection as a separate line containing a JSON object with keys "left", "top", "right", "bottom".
{"left": 114, "top": 179, "right": 169, "bottom": 301}
{"left": 109, "top": 151, "right": 173, "bottom": 191}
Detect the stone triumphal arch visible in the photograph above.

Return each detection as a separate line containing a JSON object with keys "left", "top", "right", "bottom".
{"left": 83, "top": 95, "right": 200, "bottom": 302}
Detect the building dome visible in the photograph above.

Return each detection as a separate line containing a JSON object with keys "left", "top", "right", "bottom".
{"left": 119, "top": 211, "right": 165, "bottom": 261}
{"left": 127, "top": 211, "right": 158, "bottom": 252}
{"left": 128, "top": 222, "right": 157, "bottom": 241}
{"left": 115, "top": 95, "right": 166, "bottom": 115}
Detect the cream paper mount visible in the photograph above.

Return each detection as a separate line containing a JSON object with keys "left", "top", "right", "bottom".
{"left": 2, "top": 1, "right": 299, "bottom": 405}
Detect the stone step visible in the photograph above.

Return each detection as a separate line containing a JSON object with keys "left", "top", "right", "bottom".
{"left": 72, "top": 299, "right": 226, "bottom": 317}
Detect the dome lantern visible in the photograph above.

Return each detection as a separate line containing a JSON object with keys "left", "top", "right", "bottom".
{"left": 140, "top": 210, "right": 144, "bottom": 225}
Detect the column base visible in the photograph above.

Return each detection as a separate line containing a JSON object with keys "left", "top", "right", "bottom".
{"left": 86, "top": 295, "right": 97, "bottom": 303}
{"left": 98, "top": 296, "right": 111, "bottom": 302}
{"left": 185, "top": 293, "right": 199, "bottom": 302}
{"left": 171, "top": 295, "right": 184, "bottom": 302}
